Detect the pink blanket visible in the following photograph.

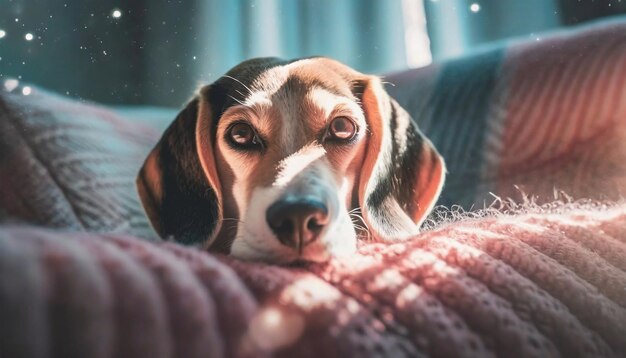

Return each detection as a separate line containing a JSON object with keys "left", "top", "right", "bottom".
{"left": 1, "top": 202, "right": 625, "bottom": 357}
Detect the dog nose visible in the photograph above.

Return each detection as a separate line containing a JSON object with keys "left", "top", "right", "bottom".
{"left": 266, "top": 197, "right": 329, "bottom": 251}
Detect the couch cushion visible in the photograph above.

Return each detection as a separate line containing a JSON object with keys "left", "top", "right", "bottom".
{"left": 0, "top": 86, "right": 163, "bottom": 239}
{"left": 387, "top": 17, "right": 626, "bottom": 209}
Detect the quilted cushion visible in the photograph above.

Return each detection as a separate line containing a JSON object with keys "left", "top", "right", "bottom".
{"left": 0, "top": 86, "right": 161, "bottom": 239}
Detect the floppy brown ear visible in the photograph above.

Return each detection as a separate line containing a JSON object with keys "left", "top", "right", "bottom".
{"left": 357, "top": 77, "right": 446, "bottom": 241}
{"left": 136, "top": 86, "right": 223, "bottom": 246}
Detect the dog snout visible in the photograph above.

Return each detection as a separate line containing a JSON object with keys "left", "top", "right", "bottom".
{"left": 266, "top": 196, "right": 329, "bottom": 252}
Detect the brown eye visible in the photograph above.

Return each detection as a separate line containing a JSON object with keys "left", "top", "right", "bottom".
{"left": 328, "top": 116, "right": 357, "bottom": 141}
{"left": 227, "top": 122, "right": 262, "bottom": 150}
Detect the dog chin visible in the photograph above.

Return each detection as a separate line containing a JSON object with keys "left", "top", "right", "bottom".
{"left": 229, "top": 226, "right": 357, "bottom": 264}
{"left": 299, "top": 232, "right": 358, "bottom": 263}
{"left": 296, "top": 243, "right": 332, "bottom": 263}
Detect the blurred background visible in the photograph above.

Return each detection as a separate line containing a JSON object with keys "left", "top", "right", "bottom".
{"left": 1, "top": 0, "right": 625, "bottom": 107}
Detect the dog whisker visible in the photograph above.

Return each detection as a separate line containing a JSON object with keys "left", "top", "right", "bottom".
{"left": 221, "top": 75, "right": 254, "bottom": 96}
{"left": 354, "top": 227, "right": 372, "bottom": 241}
{"left": 234, "top": 89, "right": 247, "bottom": 98}
{"left": 349, "top": 211, "right": 372, "bottom": 241}
{"left": 231, "top": 89, "right": 253, "bottom": 107}
{"left": 349, "top": 213, "right": 367, "bottom": 224}
{"left": 227, "top": 95, "right": 247, "bottom": 107}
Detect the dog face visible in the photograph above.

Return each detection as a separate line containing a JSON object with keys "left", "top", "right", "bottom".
{"left": 137, "top": 57, "right": 445, "bottom": 263}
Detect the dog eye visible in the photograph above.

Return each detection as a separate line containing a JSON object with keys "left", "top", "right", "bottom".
{"left": 328, "top": 116, "right": 357, "bottom": 141}
{"left": 227, "top": 122, "right": 262, "bottom": 149}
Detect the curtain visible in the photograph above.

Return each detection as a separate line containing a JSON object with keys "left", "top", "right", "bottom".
{"left": 0, "top": 0, "right": 411, "bottom": 106}
{"left": 147, "top": 0, "right": 410, "bottom": 105}
{"left": 424, "top": 0, "right": 626, "bottom": 61}
{"left": 4, "top": 0, "right": 622, "bottom": 105}
{"left": 424, "top": 0, "right": 561, "bottom": 60}
{"left": 123, "top": 0, "right": 413, "bottom": 106}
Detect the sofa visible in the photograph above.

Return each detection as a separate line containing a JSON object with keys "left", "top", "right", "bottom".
{"left": 1, "top": 16, "right": 625, "bottom": 358}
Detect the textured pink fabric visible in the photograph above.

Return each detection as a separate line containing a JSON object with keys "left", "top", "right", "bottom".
{"left": 495, "top": 20, "right": 626, "bottom": 203}
{"left": 1, "top": 203, "right": 625, "bottom": 358}
{"left": 0, "top": 88, "right": 159, "bottom": 239}
{"left": 385, "top": 19, "right": 626, "bottom": 209}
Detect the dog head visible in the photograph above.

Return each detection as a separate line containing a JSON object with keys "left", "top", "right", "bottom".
{"left": 137, "top": 57, "right": 445, "bottom": 263}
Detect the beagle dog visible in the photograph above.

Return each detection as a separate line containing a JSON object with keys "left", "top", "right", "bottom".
{"left": 137, "top": 57, "right": 445, "bottom": 263}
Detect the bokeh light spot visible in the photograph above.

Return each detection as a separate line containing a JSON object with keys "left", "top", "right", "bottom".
{"left": 4, "top": 79, "right": 19, "bottom": 92}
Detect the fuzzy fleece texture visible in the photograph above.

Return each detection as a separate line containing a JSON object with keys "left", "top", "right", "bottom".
{"left": 1, "top": 202, "right": 625, "bottom": 358}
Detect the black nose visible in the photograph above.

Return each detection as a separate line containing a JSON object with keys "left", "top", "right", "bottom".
{"left": 266, "top": 197, "right": 329, "bottom": 252}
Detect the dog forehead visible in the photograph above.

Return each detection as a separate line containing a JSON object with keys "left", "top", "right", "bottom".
{"left": 263, "top": 60, "right": 354, "bottom": 95}
{"left": 223, "top": 58, "right": 358, "bottom": 100}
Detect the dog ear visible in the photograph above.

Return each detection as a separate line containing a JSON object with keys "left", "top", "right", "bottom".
{"left": 356, "top": 76, "right": 446, "bottom": 241}
{"left": 136, "top": 86, "right": 223, "bottom": 246}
